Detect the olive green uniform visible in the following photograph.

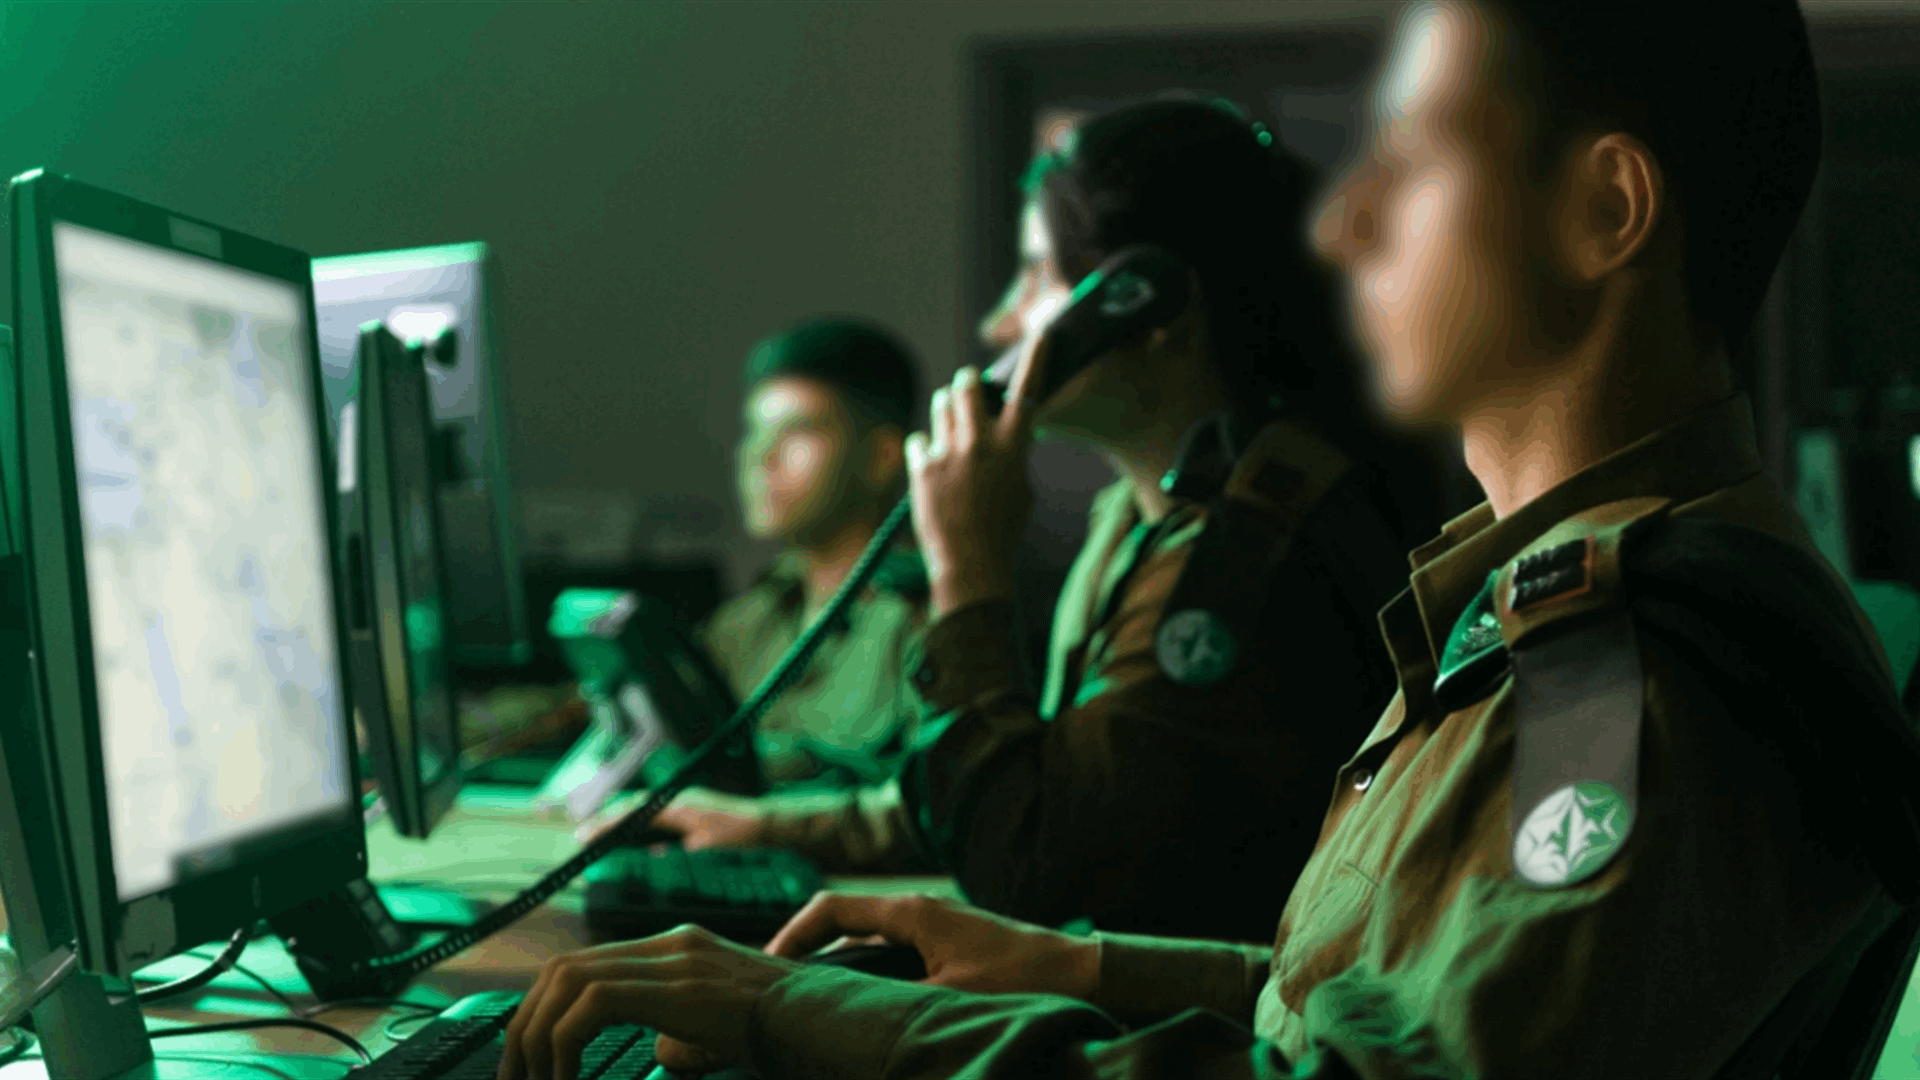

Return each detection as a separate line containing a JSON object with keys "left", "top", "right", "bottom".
{"left": 700, "top": 548, "right": 926, "bottom": 790}
{"left": 739, "top": 397, "right": 1920, "bottom": 1078}
{"left": 755, "top": 415, "right": 1408, "bottom": 938}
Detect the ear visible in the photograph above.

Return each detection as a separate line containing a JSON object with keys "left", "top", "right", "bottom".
{"left": 1552, "top": 133, "right": 1664, "bottom": 283}
{"left": 865, "top": 423, "right": 907, "bottom": 489}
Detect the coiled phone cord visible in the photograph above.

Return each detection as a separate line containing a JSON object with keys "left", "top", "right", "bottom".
{"left": 363, "top": 493, "right": 919, "bottom": 978}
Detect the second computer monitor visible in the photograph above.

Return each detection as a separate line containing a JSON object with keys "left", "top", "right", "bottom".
{"left": 313, "top": 242, "right": 529, "bottom": 669}
{"left": 343, "top": 323, "right": 463, "bottom": 839}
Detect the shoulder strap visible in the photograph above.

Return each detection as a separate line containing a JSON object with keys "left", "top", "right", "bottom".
{"left": 1151, "top": 421, "right": 1358, "bottom": 687}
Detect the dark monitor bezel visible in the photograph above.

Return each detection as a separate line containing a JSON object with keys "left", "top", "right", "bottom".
{"left": 8, "top": 170, "right": 367, "bottom": 978}
{"left": 345, "top": 323, "right": 463, "bottom": 839}
{"left": 312, "top": 242, "right": 531, "bottom": 669}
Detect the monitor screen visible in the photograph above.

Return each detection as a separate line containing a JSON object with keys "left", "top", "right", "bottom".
{"left": 54, "top": 221, "right": 351, "bottom": 901}
{"left": 313, "top": 244, "right": 528, "bottom": 667}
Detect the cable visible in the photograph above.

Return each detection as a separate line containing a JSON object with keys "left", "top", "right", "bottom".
{"left": 165, "top": 946, "right": 443, "bottom": 1020}
{"left": 134, "top": 927, "right": 248, "bottom": 1006}
{"left": 301, "top": 995, "right": 443, "bottom": 1019}
{"left": 380, "top": 1008, "right": 438, "bottom": 1041}
{"left": 0, "top": 1027, "right": 34, "bottom": 1068}
{"left": 147, "top": 1017, "right": 372, "bottom": 1064}
{"left": 361, "top": 495, "right": 919, "bottom": 981}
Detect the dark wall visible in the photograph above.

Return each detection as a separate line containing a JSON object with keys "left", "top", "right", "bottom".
{"left": 0, "top": 0, "right": 1381, "bottom": 589}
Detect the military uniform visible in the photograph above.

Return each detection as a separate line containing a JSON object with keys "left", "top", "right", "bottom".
{"left": 739, "top": 396, "right": 1920, "bottom": 1078}
{"left": 756, "top": 413, "right": 1409, "bottom": 938}
{"left": 700, "top": 548, "right": 927, "bottom": 790}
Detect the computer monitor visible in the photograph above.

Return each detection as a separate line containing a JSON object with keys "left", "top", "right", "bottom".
{"left": 312, "top": 243, "right": 530, "bottom": 670}
{"left": 0, "top": 171, "right": 364, "bottom": 1075}
{"left": 338, "top": 322, "right": 463, "bottom": 839}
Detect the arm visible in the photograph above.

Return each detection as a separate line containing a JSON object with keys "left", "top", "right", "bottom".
{"left": 750, "top": 892, "right": 1282, "bottom": 1079}
{"left": 896, "top": 530, "right": 1382, "bottom": 943}
{"left": 750, "top": 967, "right": 1292, "bottom": 1080}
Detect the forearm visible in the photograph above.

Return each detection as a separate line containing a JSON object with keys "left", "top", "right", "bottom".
{"left": 757, "top": 779, "right": 931, "bottom": 872}
{"left": 1092, "top": 932, "right": 1271, "bottom": 1028}
{"left": 750, "top": 966, "right": 1283, "bottom": 1080}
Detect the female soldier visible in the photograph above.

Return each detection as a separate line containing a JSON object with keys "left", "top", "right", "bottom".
{"left": 650, "top": 96, "right": 1441, "bottom": 942}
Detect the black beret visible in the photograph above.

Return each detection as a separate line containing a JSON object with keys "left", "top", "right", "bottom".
{"left": 744, "top": 317, "right": 920, "bottom": 430}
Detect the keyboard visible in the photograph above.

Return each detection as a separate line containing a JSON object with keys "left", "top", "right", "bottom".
{"left": 583, "top": 845, "right": 823, "bottom": 943}
{"left": 349, "top": 990, "right": 662, "bottom": 1080}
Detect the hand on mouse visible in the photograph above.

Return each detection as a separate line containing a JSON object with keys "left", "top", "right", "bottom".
{"left": 496, "top": 923, "right": 796, "bottom": 1080}
{"left": 763, "top": 891, "right": 1100, "bottom": 999}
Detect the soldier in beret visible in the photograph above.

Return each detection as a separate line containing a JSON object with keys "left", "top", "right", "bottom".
{"left": 697, "top": 317, "right": 930, "bottom": 792}
{"left": 500, "top": 3, "right": 1920, "bottom": 1079}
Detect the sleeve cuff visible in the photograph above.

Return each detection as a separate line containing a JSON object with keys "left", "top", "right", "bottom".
{"left": 1091, "top": 932, "right": 1272, "bottom": 1027}
{"left": 905, "top": 598, "right": 1030, "bottom": 712}
{"left": 748, "top": 965, "right": 947, "bottom": 1079}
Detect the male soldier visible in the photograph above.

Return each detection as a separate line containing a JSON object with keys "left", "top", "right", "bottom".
{"left": 499, "top": 4, "right": 1920, "bottom": 1077}
{"left": 700, "top": 317, "right": 927, "bottom": 790}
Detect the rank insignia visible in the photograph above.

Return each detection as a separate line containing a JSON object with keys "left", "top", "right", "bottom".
{"left": 1513, "top": 780, "right": 1634, "bottom": 887}
{"left": 1508, "top": 537, "right": 1594, "bottom": 611}
{"left": 1156, "top": 608, "right": 1237, "bottom": 686}
{"left": 1433, "top": 571, "right": 1510, "bottom": 712}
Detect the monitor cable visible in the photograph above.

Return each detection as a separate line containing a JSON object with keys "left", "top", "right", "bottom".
{"left": 146, "top": 1017, "right": 372, "bottom": 1064}
{"left": 133, "top": 927, "right": 249, "bottom": 1006}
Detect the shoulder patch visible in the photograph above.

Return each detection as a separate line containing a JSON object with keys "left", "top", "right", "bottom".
{"left": 1508, "top": 610, "right": 1644, "bottom": 888}
{"left": 1151, "top": 420, "right": 1357, "bottom": 688}
{"left": 1494, "top": 498, "right": 1669, "bottom": 889}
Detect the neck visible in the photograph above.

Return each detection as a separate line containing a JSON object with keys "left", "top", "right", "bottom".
{"left": 1459, "top": 277, "right": 1731, "bottom": 519}
{"left": 794, "top": 510, "right": 882, "bottom": 615}
{"left": 1079, "top": 370, "right": 1231, "bottom": 525}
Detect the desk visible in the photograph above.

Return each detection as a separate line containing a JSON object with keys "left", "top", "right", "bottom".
{"left": 0, "top": 784, "right": 958, "bottom": 1078}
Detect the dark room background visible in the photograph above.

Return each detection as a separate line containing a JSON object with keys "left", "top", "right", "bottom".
{"left": 2, "top": 0, "right": 1915, "bottom": 614}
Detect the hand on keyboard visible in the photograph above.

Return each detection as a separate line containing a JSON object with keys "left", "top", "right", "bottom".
{"left": 496, "top": 923, "right": 800, "bottom": 1080}
{"left": 765, "top": 890, "right": 1101, "bottom": 998}
{"left": 574, "top": 787, "right": 766, "bottom": 851}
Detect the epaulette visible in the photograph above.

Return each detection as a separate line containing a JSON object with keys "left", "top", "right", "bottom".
{"left": 1437, "top": 495, "right": 1920, "bottom": 899}
{"left": 1150, "top": 417, "right": 1363, "bottom": 687}
{"left": 1433, "top": 496, "right": 1672, "bottom": 890}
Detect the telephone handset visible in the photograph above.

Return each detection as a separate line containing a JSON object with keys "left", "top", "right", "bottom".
{"left": 980, "top": 244, "right": 1195, "bottom": 417}
{"left": 330, "top": 245, "right": 1198, "bottom": 992}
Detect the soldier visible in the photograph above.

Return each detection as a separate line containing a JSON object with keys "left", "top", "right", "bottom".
{"left": 497, "top": 3, "right": 1920, "bottom": 1079}
{"left": 644, "top": 96, "right": 1433, "bottom": 939}
{"left": 700, "top": 317, "right": 928, "bottom": 790}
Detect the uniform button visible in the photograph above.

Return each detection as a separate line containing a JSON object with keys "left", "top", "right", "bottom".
{"left": 1352, "top": 770, "right": 1374, "bottom": 793}
{"left": 912, "top": 660, "right": 938, "bottom": 691}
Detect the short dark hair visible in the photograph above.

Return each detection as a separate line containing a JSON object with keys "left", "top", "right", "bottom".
{"left": 743, "top": 317, "right": 920, "bottom": 430}
{"left": 1487, "top": 0, "right": 1822, "bottom": 353}
{"left": 1025, "top": 96, "right": 1366, "bottom": 433}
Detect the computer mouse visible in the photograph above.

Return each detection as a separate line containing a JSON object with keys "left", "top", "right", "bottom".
{"left": 804, "top": 942, "right": 927, "bottom": 981}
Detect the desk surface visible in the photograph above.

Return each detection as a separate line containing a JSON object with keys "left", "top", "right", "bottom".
{"left": 0, "top": 784, "right": 958, "bottom": 1078}
{"left": 17, "top": 784, "right": 1920, "bottom": 1078}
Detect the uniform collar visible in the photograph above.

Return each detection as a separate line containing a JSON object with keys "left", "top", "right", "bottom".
{"left": 1399, "top": 394, "right": 1765, "bottom": 678}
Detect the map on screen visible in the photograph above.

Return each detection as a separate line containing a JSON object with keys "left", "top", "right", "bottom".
{"left": 54, "top": 222, "right": 351, "bottom": 901}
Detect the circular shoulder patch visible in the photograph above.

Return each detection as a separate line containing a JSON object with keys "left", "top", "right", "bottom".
{"left": 1512, "top": 781, "right": 1634, "bottom": 888}
{"left": 1156, "top": 608, "right": 1238, "bottom": 686}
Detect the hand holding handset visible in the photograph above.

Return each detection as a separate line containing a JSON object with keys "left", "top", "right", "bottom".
{"left": 978, "top": 243, "right": 1195, "bottom": 417}
{"left": 342, "top": 246, "right": 1197, "bottom": 988}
